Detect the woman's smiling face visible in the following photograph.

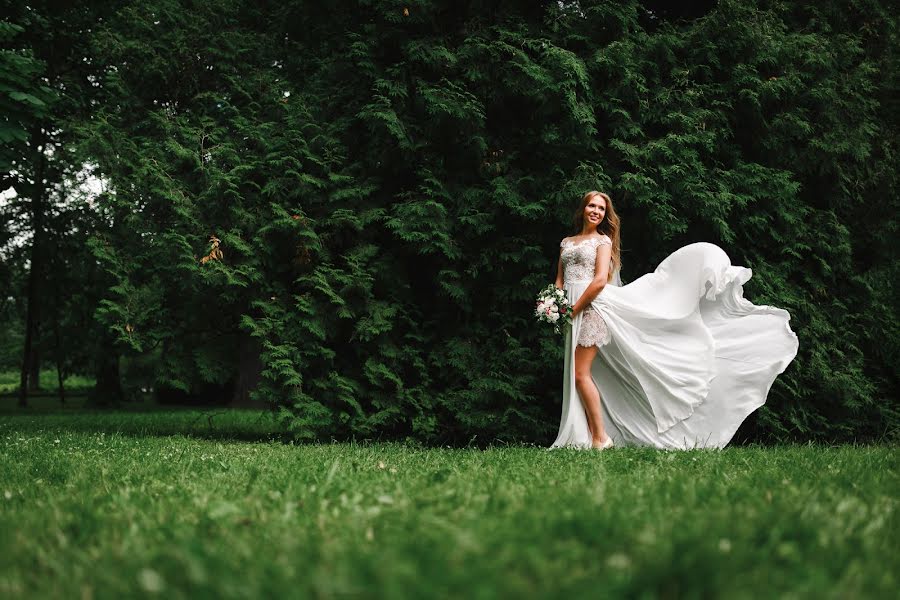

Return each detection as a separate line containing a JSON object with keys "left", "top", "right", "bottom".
{"left": 583, "top": 194, "right": 607, "bottom": 227}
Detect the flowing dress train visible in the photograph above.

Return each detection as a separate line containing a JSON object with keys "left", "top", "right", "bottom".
{"left": 551, "top": 236, "right": 799, "bottom": 450}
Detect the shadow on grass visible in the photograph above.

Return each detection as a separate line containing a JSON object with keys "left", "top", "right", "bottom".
{"left": 0, "top": 401, "right": 288, "bottom": 443}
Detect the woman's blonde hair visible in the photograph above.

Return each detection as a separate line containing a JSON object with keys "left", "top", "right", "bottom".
{"left": 573, "top": 190, "right": 621, "bottom": 275}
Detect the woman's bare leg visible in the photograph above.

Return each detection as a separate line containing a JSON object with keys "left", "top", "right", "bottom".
{"left": 574, "top": 343, "right": 609, "bottom": 447}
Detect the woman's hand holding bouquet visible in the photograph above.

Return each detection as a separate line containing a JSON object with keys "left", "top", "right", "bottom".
{"left": 534, "top": 284, "right": 573, "bottom": 335}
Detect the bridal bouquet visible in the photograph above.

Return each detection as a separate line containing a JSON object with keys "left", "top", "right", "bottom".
{"left": 535, "top": 284, "right": 573, "bottom": 335}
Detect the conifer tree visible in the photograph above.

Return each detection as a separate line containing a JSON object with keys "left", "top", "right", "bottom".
{"left": 66, "top": 0, "right": 899, "bottom": 442}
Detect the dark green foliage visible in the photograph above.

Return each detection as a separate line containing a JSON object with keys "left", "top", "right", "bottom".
{"left": 0, "top": 20, "right": 52, "bottom": 174}
{"left": 0, "top": 17, "right": 50, "bottom": 369}
{"left": 20, "top": 0, "right": 899, "bottom": 442}
{"left": 1, "top": 2, "right": 122, "bottom": 403}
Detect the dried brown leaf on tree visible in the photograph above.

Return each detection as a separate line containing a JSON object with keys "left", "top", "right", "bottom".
{"left": 200, "top": 236, "right": 223, "bottom": 264}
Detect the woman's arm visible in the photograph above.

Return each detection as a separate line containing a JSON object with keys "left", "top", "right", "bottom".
{"left": 556, "top": 238, "right": 568, "bottom": 290}
{"left": 571, "top": 242, "right": 612, "bottom": 315}
{"left": 554, "top": 248, "right": 564, "bottom": 289}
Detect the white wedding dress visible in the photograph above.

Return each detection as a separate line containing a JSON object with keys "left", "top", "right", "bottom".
{"left": 551, "top": 235, "right": 799, "bottom": 450}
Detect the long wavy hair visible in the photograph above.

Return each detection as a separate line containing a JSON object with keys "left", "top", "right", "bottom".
{"left": 572, "top": 190, "right": 621, "bottom": 275}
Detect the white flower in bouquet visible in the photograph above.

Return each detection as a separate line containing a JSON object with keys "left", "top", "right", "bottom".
{"left": 534, "top": 284, "right": 573, "bottom": 335}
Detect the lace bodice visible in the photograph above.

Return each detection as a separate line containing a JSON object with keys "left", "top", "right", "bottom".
{"left": 561, "top": 235, "right": 613, "bottom": 286}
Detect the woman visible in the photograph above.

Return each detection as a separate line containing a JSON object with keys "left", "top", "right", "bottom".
{"left": 551, "top": 191, "right": 799, "bottom": 450}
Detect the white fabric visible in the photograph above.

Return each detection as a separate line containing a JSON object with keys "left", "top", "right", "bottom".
{"left": 551, "top": 241, "right": 799, "bottom": 450}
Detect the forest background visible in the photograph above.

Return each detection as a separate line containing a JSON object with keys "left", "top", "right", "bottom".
{"left": 1, "top": 0, "right": 897, "bottom": 445}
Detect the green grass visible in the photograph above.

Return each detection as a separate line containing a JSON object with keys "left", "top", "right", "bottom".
{"left": 0, "top": 370, "right": 96, "bottom": 394}
{"left": 0, "top": 410, "right": 896, "bottom": 599}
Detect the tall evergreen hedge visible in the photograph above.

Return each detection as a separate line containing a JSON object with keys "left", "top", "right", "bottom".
{"left": 73, "top": 0, "right": 897, "bottom": 443}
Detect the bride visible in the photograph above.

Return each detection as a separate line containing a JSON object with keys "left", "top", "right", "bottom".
{"left": 551, "top": 191, "right": 799, "bottom": 450}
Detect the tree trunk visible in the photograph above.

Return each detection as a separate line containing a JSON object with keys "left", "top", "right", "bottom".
{"left": 18, "top": 317, "right": 32, "bottom": 407}
{"left": 28, "top": 346, "right": 41, "bottom": 391}
{"left": 18, "top": 232, "right": 40, "bottom": 405}
{"left": 89, "top": 331, "right": 123, "bottom": 407}
{"left": 55, "top": 321, "right": 65, "bottom": 405}
{"left": 18, "top": 126, "right": 48, "bottom": 408}
{"left": 231, "top": 333, "right": 264, "bottom": 408}
{"left": 90, "top": 353, "right": 122, "bottom": 407}
{"left": 56, "top": 364, "right": 66, "bottom": 405}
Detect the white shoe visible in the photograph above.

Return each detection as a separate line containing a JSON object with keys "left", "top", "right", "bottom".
{"left": 593, "top": 437, "right": 614, "bottom": 450}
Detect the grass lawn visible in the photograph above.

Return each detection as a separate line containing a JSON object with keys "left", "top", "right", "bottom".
{"left": 0, "top": 371, "right": 96, "bottom": 395}
{"left": 0, "top": 409, "right": 896, "bottom": 599}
